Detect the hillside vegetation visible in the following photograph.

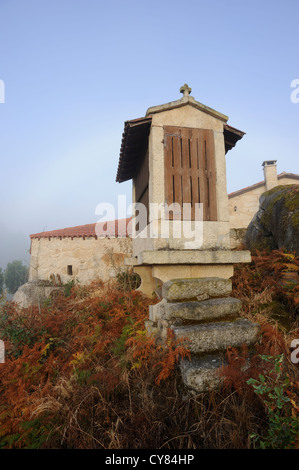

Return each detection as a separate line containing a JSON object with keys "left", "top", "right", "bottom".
{"left": 0, "top": 251, "right": 298, "bottom": 449}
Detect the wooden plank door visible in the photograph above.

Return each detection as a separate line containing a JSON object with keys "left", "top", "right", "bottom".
{"left": 164, "top": 126, "right": 217, "bottom": 221}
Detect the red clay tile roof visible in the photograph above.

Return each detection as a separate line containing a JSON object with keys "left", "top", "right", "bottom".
{"left": 228, "top": 180, "right": 265, "bottom": 198}
{"left": 30, "top": 218, "right": 132, "bottom": 239}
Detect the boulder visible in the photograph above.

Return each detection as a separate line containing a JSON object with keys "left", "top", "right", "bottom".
{"left": 12, "top": 281, "right": 63, "bottom": 308}
{"left": 180, "top": 354, "right": 225, "bottom": 392}
{"left": 244, "top": 185, "right": 299, "bottom": 255}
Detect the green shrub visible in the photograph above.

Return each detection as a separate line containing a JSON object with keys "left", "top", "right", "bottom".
{"left": 247, "top": 354, "right": 299, "bottom": 449}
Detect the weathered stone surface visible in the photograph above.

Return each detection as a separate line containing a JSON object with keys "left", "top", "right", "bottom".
{"left": 172, "top": 319, "right": 260, "bottom": 354}
{"left": 180, "top": 355, "right": 225, "bottom": 392}
{"left": 245, "top": 185, "right": 299, "bottom": 255}
{"left": 229, "top": 228, "right": 247, "bottom": 249}
{"left": 144, "top": 320, "right": 159, "bottom": 337}
{"left": 149, "top": 299, "right": 166, "bottom": 322}
{"left": 162, "top": 277, "right": 232, "bottom": 302}
{"left": 29, "top": 236, "right": 132, "bottom": 285}
{"left": 162, "top": 297, "right": 242, "bottom": 323}
{"left": 12, "top": 282, "right": 63, "bottom": 308}
{"left": 137, "top": 250, "right": 251, "bottom": 265}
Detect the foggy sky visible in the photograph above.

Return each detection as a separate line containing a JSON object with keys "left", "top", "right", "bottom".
{"left": 0, "top": 0, "right": 298, "bottom": 270}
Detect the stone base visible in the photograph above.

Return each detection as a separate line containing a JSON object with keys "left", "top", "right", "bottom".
{"left": 172, "top": 319, "right": 260, "bottom": 354}
{"left": 152, "top": 265, "right": 233, "bottom": 283}
{"left": 134, "top": 250, "right": 251, "bottom": 266}
{"left": 126, "top": 249, "right": 251, "bottom": 297}
{"left": 133, "top": 266, "right": 159, "bottom": 298}
{"left": 145, "top": 277, "right": 260, "bottom": 392}
{"left": 162, "top": 277, "right": 233, "bottom": 301}
{"left": 150, "top": 297, "right": 242, "bottom": 324}
{"left": 180, "top": 354, "right": 225, "bottom": 392}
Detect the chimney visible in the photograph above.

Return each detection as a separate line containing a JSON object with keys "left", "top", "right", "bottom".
{"left": 262, "top": 160, "right": 278, "bottom": 191}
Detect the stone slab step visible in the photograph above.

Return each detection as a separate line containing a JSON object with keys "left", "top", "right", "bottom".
{"left": 180, "top": 354, "right": 225, "bottom": 392}
{"left": 162, "top": 277, "right": 232, "bottom": 302}
{"left": 172, "top": 318, "right": 260, "bottom": 354}
{"left": 162, "top": 297, "right": 242, "bottom": 323}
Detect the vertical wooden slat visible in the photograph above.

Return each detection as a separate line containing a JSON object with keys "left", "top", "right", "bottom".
{"left": 196, "top": 129, "right": 208, "bottom": 220}
{"left": 164, "top": 132, "right": 174, "bottom": 208}
{"left": 190, "top": 133, "right": 199, "bottom": 219}
{"left": 181, "top": 129, "right": 190, "bottom": 207}
{"left": 173, "top": 135, "right": 182, "bottom": 207}
{"left": 204, "top": 129, "right": 217, "bottom": 221}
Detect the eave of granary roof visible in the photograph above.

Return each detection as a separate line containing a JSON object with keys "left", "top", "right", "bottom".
{"left": 116, "top": 117, "right": 152, "bottom": 183}
{"left": 223, "top": 123, "right": 246, "bottom": 154}
{"left": 116, "top": 116, "right": 245, "bottom": 183}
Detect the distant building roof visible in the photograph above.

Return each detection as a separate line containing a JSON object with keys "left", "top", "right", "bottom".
{"left": 228, "top": 172, "right": 299, "bottom": 198}
{"left": 30, "top": 218, "right": 132, "bottom": 240}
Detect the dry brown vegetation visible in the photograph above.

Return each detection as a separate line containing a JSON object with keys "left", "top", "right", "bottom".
{"left": 0, "top": 251, "right": 298, "bottom": 449}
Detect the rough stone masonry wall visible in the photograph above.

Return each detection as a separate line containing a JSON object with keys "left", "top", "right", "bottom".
{"left": 229, "top": 178, "right": 299, "bottom": 231}
{"left": 229, "top": 186, "right": 266, "bottom": 230}
{"left": 29, "top": 236, "right": 132, "bottom": 285}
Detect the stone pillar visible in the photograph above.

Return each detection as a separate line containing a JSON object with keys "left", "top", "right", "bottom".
{"left": 147, "top": 277, "right": 260, "bottom": 392}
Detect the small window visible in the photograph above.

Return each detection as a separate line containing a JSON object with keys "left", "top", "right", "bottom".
{"left": 67, "top": 265, "right": 73, "bottom": 275}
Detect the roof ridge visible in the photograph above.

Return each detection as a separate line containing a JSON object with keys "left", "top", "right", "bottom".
{"left": 228, "top": 172, "right": 299, "bottom": 198}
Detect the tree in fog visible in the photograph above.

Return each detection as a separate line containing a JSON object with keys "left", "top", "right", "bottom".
{"left": 4, "top": 260, "right": 28, "bottom": 294}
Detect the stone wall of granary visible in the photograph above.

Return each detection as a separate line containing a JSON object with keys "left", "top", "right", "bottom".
{"left": 29, "top": 236, "right": 132, "bottom": 285}
{"left": 133, "top": 104, "right": 232, "bottom": 256}
{"left": 228, "top": 178, "right": 298, "bottom": 230}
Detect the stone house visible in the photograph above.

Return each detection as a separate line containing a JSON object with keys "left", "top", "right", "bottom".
{"left": 228, "top": 160, "right": 299, "bottom": 230}
{"left": 28, "top": 218, "right": 132, "bottom": 285}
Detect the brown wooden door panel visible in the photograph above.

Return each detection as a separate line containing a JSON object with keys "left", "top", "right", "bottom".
{"left": 164, "top": 126, "right": 217, "bottom": 221}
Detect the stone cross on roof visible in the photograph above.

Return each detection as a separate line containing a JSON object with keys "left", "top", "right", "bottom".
{"left": 180, "top": 83, "right": 192, "bottom": 97}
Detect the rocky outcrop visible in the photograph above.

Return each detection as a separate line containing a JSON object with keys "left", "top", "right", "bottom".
{"left": 12, "top": 281, "right": 64, "bottom": 308}
{"left": 244, "top": 185, "right": 299, "bottom": 255}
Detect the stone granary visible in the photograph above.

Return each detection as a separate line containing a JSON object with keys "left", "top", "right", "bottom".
{"left": 116, "top": 84, "right": 260, "bottom": 391}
